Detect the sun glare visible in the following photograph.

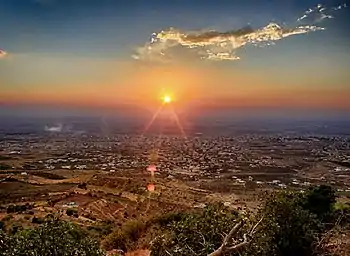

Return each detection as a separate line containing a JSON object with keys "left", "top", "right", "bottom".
{"left": 163, "top": 95, "right": 172, "bottom": 104}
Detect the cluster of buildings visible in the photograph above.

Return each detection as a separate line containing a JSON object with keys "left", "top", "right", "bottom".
{"left": 1, "top": 132, "right": 349, "bottom": 190}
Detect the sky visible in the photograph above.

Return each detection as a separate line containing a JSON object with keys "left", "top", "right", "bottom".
{"left": 0, "top": 0, "right": 350, "bottom": 117}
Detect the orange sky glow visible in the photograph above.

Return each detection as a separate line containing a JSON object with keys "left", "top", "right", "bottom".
{"left": 1, "top": 60, "right": 350, "bottom": 111}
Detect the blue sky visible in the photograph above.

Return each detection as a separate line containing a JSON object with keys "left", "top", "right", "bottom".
{"left": 1, "top": 0, "right": 348, "bottom": 57}
{"left": 0, "top": 0, "right": 349, "bottom": 113}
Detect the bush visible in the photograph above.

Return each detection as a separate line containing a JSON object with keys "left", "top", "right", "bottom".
{"left": 6, "top": 204, "right": 29, "bottom": 214}
{"left": 102, "top": 229, "right": 128, "bottom": 252}
{"left": 32, "top": 216, "right": 45, "bottom": 224}
{"left": 9, "top": 223, "right": 22, "bottom": 235}
{"left": 247, "top": 191, "right": 321, "bottom": 256}
{"left": 333, "top": 202, "right": 350, "bottom": 229}
{"left": 151, "top": 211, "right": 187, "bottom": 227}
{"left": 0, "top": 163, "right": 11, "bottom": 170}
{"left": 6, "top": 205, "right": 15, "bottom": 214}
{"left": 334, "top": 201, "right": 350, "bottom": 211}
{"left": 151, "top": 187, "right": 341, "bottom": 256}
{"left": 87, "top": 221, "right": 114, "bottom": 238}
{"left": 0, "top": 219, "right": 104, "bottom": 256}
{"left": 66, "top": 208, "right": 78, "bottom": 217}
{"left": 301, "top": 185, "right": 336, "bottom": 221}
{"left": 151, "top": 203, "right": 241, "bottom": 256}
{"left": 102, "top": 220, "right": 146, "bottom": 252}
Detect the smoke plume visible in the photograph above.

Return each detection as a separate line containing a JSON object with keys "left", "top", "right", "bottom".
{"left": 44, "top": 124, "right": 63, "bottom": 132}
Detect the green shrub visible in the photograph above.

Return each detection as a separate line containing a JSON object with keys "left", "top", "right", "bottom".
{"left": 151, "top": 203, "right": 241, "bottom": 256}
{"left": 247, "top": 191, "right": 321, "bottom": 256}
{"left": 151, "top": 211, "right": 187, "bottom": 227}
{"left": 334, "top": 201, "right": 350, "bottom": 211}
{"left": 6, "top": 204, "right": 30, "bottom": 214}
{"left": 301, "top": 185, "right": 336, "bottom": 221}
{"left": 87, "top": 221, "right": 114, "bottom": 238}
{"left": 66, "top": 208, "right": 78, "bottom": 217}
{"left": 9, "top": 223, "right": 22, "bottom": 235}
{"left": 0, "top": 163, "right": 11, "bottom": 170}
{"left": 123, "top": 219, "right": 146, "bottom": 241}
{"left": 102, "top": 229, "right": 128, "bottom": 252}
{"left": 102, "top": 219, "right": 146, "bottom": 251}
{"left": 151, "top": 187, "right": 342, "bottom": 256}
{"left": 0, "top": 219, "right": 104, "bottom": 256}
{"left": 32, "top": 216, "right": 45, "bottom": 224}
{"left": 333, "top": 202, "right": 350, "bottom": 229}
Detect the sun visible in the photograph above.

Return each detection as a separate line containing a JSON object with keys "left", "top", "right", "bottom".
{"left": 163, "top": 95, "right": 172, "bottom": 104}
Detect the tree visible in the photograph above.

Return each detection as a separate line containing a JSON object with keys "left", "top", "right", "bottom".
{"left": 301, "top": 185, "right": 336, "bottom": 221}
{"left": 246, "top": 191, "right": 321, "bottom": 256}
{"left": 151, "top": 187, "right": 338, "bottom": 256}
{"left": 210, "top": 186, "right": 340, "bottom": 256}
{"left": 151, "top": 203, "right": 242, "bottom": 256}
{"left": 208, "top": 217, "right": 263, "bottom": 256}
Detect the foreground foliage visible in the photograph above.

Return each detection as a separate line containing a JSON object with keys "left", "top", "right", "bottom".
{"left": 102, "top": 219, "right": 147, "bottom": 252}
{"left": 248, "top": 191, "right": 321, "bottom": 256}
{"left": 151, "top": 204, "right": 242, "bottom": 256}
{"left": 0, "top": 185, "right": 346, "bottom": 256}
{"left": 151, "top": 185, "right": 342, "bottom": 256}
{"left": 0, "top": 218, "right": 104, "bottom": 256}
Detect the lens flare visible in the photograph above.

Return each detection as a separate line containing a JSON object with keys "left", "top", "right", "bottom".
{"left": 147, "top": 183, "right": 155, "bottom": 192}
{"left": 147, "top": 164, "right": 157, "bottom": 172}
{"left": 163, "top": 95, "right": 172, "bottom": 104}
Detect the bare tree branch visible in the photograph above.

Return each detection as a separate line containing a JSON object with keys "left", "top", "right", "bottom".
{"left": 223, "top": 219, "right": 245, "bottom": 246}
{"left": 249, "top": 216, "right": 264, "bottom": 236}
{"left": 207, "top": 217, "right": 263, "bottom": 256}
{"left": 226, "top": 234, "right": 250, "bottom": 251}
{"left": 317, "top": 214, "right": 343, "bottom": 249}
{"left": 197, "top": 232, "right": 207, "bottom": 247}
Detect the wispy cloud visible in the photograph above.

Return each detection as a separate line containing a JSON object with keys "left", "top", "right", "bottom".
{"left": 0, "top": 49, "right": 7, "bottom": 59}
{"left": 297, "top": 3, "right": 346, "bottom": 23}
{"left": 134, "top": 3, "right": 346, "bottom": 62}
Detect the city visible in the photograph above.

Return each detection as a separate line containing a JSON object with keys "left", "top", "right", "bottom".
{"left": 1, "top": 126, "right": 350, "bottom": 223}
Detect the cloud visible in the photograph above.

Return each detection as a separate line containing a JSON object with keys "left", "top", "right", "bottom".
{"left": 134, "top": 23, "right": 324, "bottom": 62}
{"left": 333, "top": 3, "right": 347, "bottom": 10}
{"left": 134, "top": 3, "right": 346, "bottom": 62}
{"left": 0, "top": 49, "right": 7, "bottom": 58}
{"left": 297, "top": 3, "right": 346, "bottom": 23}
